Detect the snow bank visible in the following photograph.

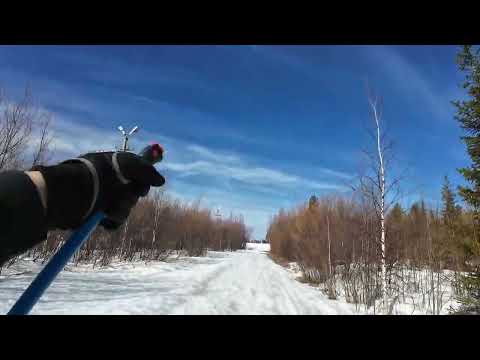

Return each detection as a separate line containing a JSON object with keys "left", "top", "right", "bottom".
{"left": 286, "top": 262, "right": 463, "bottom": 315}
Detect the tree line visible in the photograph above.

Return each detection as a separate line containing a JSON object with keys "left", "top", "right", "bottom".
{"left": 267, "top": 179, "right": 473, "bottom": 312}
{"left": 268, "top": 46, "right": 480, "bottom": 314}
{"left": 22, "top": 192, "right": 249, "bottom": 267}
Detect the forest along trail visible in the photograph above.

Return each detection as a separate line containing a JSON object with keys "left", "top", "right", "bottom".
{"left": 0, "top": 243, "right": 354, "bottom": 315}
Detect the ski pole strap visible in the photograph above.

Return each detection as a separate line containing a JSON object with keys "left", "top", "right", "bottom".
{"left": 7, "top": 211, "right": 105, "bottom": 315}
{"left": 60, "top": 157, "right": 100, "bottom": 222}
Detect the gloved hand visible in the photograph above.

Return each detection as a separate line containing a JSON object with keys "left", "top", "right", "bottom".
{"left": 32, "top": 148, "right": 165, "bottom": 231}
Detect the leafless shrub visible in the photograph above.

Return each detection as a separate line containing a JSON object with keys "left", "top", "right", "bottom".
{"left": 267, "top": 193, "right": 469, "bottom": 313}
{"left": 0, "top": 86, "right": 55, "bottom": 171}
{"left": 25, "top": 191, "right": 250, "bottom": 266}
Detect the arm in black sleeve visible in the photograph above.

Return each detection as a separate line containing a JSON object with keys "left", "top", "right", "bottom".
{"left": 0, "top": 162, "right": 94, "bottom": 267}
{"left": 0, "top": 149, "right": 165, "bottom": 267}
{"left": 0, "top": 171, "right": 48, "bottom": 267}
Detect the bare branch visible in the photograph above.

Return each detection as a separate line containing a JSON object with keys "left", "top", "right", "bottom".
{"left": 0, "top": 86, "right": 55, "bottom": 171}
{"left": 32, "top": 114, "right": 55, "bottom": 167}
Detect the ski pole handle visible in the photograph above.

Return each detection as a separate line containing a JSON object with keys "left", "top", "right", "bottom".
{"left": 139, "top": 143, "right": 164, "bottom": 164}
{"left": 7, "top": 144, "right": 164, "bottom": 315}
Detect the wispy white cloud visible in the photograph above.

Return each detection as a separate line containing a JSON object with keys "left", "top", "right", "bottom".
{"left": 187, "top": 144, "right": 240, "bottom": 163}
{"left": 249, "top": 45, "right": 325, "bottom": 80}
{"left": 46, "top": 114, "right": 349, "bottom": 194}
{"left": 50, "top": 118, "right": 123, "bottom": 155}
{"left": 163, "top": 159, "right": 347, "bottom": 191}
{"left": 45, "top": 48, "right": 213, "bottom": 93}
{"left": 131, "top": 95, "right": 157, "bottom": 105}
{"left": 47, "top": 115, "right": 183, "bottom": 159}
{"left": 253, "top": 45, "right": 456, "bottom": 125}
{"left": 364, "top": 46, "right": 453, "bottom": 121}
{"left": 318, "top": 167, "right": 353, "bottom": 180}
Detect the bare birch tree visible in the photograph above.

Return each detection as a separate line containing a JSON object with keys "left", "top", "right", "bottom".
{"left": 326, "top": 199, "right": 336, "bottom": 299}
{"left": 354, "top": 87, "right": 404, "bottom": 301}
{"left": 370, "top": 92, "right": 387, "bottom": 299}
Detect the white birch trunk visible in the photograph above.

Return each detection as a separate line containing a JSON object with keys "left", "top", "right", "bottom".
{"left": 326, "top": 205, "right": 336, "bottom": 299}
{"left": 327, "top": 212, "right": 332, "bottom": 277}
{"left": 371, "top": 100, "right": 387, "bottom": 299}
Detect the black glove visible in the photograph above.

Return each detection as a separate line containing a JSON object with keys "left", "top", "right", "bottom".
{"left": 33, "top": 151, "right": 165, "bottom": 231}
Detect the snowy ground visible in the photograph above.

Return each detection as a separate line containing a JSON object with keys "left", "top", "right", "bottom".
{"left": 0, "top": 243, "right": 460, "bottom": 315}
{"left": 0, "top": 243, "right": 356, "bottom": 315}
{"left": 245, "top": 242, "right": 270, "bottom": 252}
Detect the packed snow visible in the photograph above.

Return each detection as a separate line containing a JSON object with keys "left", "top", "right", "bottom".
{"left": 0, "top": 243, "right": 459, "bottom": 315}
{"left": 1, "top": 243, "right": 357, "bottom": 315}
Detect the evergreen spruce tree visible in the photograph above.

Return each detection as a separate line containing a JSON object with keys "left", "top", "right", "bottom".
{"left": 453, "top": 45, "right": 480, "bottom": 312}
{"left": 440, "top": 176, "right": 462, "bottom": 266}
{"left": 390, "top": 203, "right": 405, "bottom": 219}
{"left": 441, "top": 176, "right": 458, "bottom": 225}
{"left": 308, "top": 195, "right": 319, "bottom": 210}
{"left": 387, "top": 203, "right": 405, "bottom": 262}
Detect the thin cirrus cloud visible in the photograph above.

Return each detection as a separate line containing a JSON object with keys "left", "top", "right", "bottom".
{"left": 362, "top": 46, "right": 453, "bottom": 121}
{"left": 37, "top": 48, "right": 213, "bottom": 93}
{"left": 49, "top": 117, "right": 125, "bottom": 155}
{"left": 186, "top": 144, "right": 240, "bottom": 163}
{"left": 251, "top": 45, "right": 454, "bottom": 123}
{"left": 48, "top": 115, "right": 349, "bottom": 193}
{"left": 317, "top": 167, "right": 353, "bottom": 180}
{"left": 249, "top": 45, "right": 316, "bottom": 75}
{"left": 180, "top": 144, "right": 350, "bottom": 191}
{"left": 163, "top": 159, "right": 348, "bottom": 191}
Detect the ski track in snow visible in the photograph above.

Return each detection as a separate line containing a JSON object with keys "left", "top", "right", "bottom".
{"left": 0, "top": 243, "right": 356, "bottom": 315}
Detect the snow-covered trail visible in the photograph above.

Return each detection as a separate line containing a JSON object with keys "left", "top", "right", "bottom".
{"left": 0, "top": 244, "right": 355, "bottom": 315}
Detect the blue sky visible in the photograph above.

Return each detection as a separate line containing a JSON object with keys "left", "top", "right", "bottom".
{"left": 0, "top": 45, "right": 470, "bottom": 238}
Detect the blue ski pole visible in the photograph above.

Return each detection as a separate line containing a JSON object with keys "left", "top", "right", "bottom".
{"left": 7, "top": 211, "right": 106, "bottom": 315}
{"left": 7, "top": 143, "right": 163, "bottom": 315}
